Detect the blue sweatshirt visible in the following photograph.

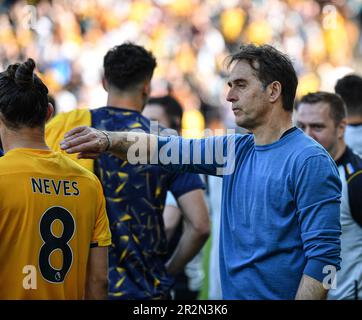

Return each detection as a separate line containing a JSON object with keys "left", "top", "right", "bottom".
{"left": 156, "top": 128, "right": 342, "bottom": 299}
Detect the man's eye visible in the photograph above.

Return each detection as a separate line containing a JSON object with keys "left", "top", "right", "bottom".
{"left": 313, "top": 126, "right": 324, "bottom": 131}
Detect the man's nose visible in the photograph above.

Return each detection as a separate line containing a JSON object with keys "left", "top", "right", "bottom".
{"left": 226, "top": 89, "right": 237, "bottom": 103}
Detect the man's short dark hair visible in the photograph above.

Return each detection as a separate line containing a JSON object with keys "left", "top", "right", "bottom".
{"left": 298, "top": 92, "right": 347, "bottom": 125}
{"left": 334, "top": 74, "right": 362, "bottom": 116}
{"left": 103, "top": 43, "right": 157, "bottom": 92}
{"left": 227, "top": 44, "right": 298, "bottom": 112}
{"left": 148, "top": 95, "right": 183, "bottom": 131}
{"left": 0, "top": 58, "right": 49, "bottom": 129}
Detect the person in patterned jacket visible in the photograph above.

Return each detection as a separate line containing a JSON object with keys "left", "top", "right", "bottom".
{"left": 46, "top": 43, "right": 209, "bottom": 299}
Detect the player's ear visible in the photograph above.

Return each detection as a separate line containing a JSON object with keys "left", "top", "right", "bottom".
{"left": 102, "top": 76, "right": 109, "bottom": 92}
{"left": 0, "top": 114, "right": 5, "bottom": 129}
{"left": 267, "top": 81, "right": 282, "bottom": 104}
{"left": 45, "top": 103, "right": 54, "bottom": 122}
{"left": 0, "top": 115, "right": 6, "bottom": 146}
{"left": 143, "top": 80, "right": 151, "bottom": 99}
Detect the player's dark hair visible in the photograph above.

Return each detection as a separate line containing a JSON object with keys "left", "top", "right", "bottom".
{"left": 0, "top": 58, "right": 49, "bottom": 129}
{"left": 298, "top": 91, "right": 347, "bottom": 125}
{"left": 227, "top": 44, "right": 298, "bottom": 112}
{"left": 103, "top": 42, "right": 157, "bottom": 92}
{"left": 148, "top": 95, "right": 183, "bottom": 131}
{"left": 334, "top": 74, "right": 362, "bottom": 116}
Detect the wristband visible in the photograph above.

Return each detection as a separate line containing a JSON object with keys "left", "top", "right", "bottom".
{"left": 101, "top": 130, "right": 112, "bottom": 152}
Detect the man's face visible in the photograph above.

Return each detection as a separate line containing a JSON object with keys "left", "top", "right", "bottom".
{"left": 142, "top": 104, "right": 171, "bottom": 128}
{"left": 295, "top": 102, "right": 339, "bottom": 155}
{"left": 226, "top": 60, "right": 270, "bottom": 129}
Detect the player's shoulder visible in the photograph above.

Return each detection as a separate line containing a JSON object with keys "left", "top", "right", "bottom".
{"left": 122, "top": 112, "right": 151, "bottom": 131}
{"left": 91, "top": 107, "right": 151, "bottom": 131}
{"left": 47, "top": 108, "right": 90, "bottom": 128}
{"left": 53, "top": 108, "right": 90, "bottom": 121}
{"left": 339, "top": 147, "right": 362, "bottom": 182}
{"left": 346, "top": 148, "right": 362, "bottom": 171}
{"left": 46, "top": 109, "right": 92, "bottom": 155}
{"left": 0, "top": 153, "right": 11, "bottom": 169}
{"left": 204, "top": 132, "right": 254, "bottom": 148}
{"left": 275, "top": 129, "right": 337, "bottom": 176}
{"left": 0, "top": 149, "right": 24, "bottom": 171}
{"left": 56, "top": 152, "right": 100, "bottom": 184}
{"left": 292, "top": 129, "right": 330, "bottom": 159}
{"left": 234, "top": 132, "right": 254, "bottom": 145}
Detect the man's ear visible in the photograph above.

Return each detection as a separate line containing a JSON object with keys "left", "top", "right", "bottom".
{"left": 267, "top": 81, "right": 282, "bottom": 104}
{"left": 0, "top": 114, "right": 7, "bottom": 149}
{"left": 102, "top": 76, "right": 109, "bottom": 92}
{"left": 337, "top": 118, "right": 347, "bottom": 139}
{"left": 45, "top": 103, "right": 54, "bottom": 122}
{"left": 143, "top": 81, "right": 151, "bottom": 98}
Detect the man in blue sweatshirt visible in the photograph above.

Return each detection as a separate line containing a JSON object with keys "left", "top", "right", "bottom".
{"left": 60, "top": 44, "right": 342, "bottom": 300}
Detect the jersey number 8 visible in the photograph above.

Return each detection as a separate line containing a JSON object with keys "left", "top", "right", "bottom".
{"left": 39, "top": 206, "right": 75, "bottom": 283}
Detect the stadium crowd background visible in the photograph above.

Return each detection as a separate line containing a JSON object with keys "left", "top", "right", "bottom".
{"left": 1, "top": 0, "right": 362, "bottom": 299}
{"left": 1, "top": 0, "right": 362, "bottom": 134}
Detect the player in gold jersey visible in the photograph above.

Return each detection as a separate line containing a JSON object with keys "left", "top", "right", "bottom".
{"left": 0, "top": 58, "right": 111, "bottom": 299}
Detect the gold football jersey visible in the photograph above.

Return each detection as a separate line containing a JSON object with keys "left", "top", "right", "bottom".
{"left": 45, "top": 109, "right": 94, "bottom": 172}
{"left": 0, "top": 148, "right": 111, "bottom": 299}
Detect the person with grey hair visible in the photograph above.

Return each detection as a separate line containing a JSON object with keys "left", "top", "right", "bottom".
{"left": 59, "top": 44, "right": 342, "bottom": 300}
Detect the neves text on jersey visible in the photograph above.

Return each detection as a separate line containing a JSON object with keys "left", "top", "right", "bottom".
{"left": 31, "top": 178, "right": 80, "bottom": 196}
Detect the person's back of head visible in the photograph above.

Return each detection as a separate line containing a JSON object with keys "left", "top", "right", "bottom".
{"left": 103, "top": 42, "right": 157, "bottom": 93}
{"left": 0, "top": 58, "right": 49, "bottom": 129}
{"left": 335, "top": 74, "right": 362, "bottom": 117}
{"left": 227, "top": 44, "right": 298, "bottom": 112}
{"left": 148, "top": 95, "right": 183, "bottom": 131}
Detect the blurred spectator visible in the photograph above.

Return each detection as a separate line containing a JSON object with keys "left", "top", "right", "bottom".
{"left": 0, "top": 0, "right": 361, "bottom": 125}
{"left": 295, "top": 92, "right": 362, "bottom": 300}
{"left": 143, "top": 95, "right": 210, "bottom": 300}
{"left": 335, "top": 74, "right": 362, "bottom": 156}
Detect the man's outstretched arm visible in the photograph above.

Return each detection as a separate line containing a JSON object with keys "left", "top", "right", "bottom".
{"left": 61, "top": 125, "right": 235, "bottom": 176}
{"left": 60, "top": 126, "right": 158, "bottom": 161}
